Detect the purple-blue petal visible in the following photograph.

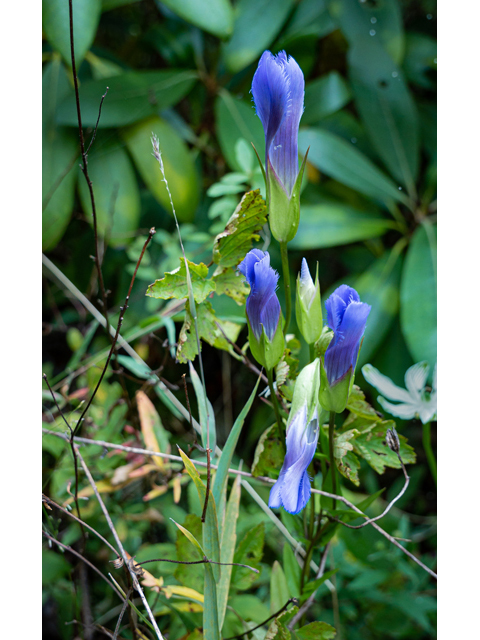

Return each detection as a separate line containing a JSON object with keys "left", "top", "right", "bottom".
{"left": 238, "top": 249, "right": 280, "bottom": 341}
{"left": 300, "top": 257, "right": 313, "bottom": 288}
{"left": 251, "top": 51, "right": 290, "bottom": 153}
{"left": 268, "top": 405, "right": 319, "bottom": 515}
{"left": 324, "top": 298, "right": 371, "bottom": 385}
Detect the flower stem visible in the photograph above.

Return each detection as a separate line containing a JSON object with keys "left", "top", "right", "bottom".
{"left": 279, "top": 241, "right": 291, "bottom": 335}
{"left": 422, "top": 421, "right": 437, "bottom": 485}
{"left": 308, "top": 343, "right": 316, "bottom": 363}
{"left": 267, "top": 368, "right": 285, "bottom": 441}
{"left": 328, "top": 411, "right": 337, "bottom": 510}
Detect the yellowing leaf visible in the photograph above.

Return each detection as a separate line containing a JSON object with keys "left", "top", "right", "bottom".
{"left": 137, "top": 390, "right": 170, "bottom": 470}
{"left": 162, "top": 585, "right": 204, "bottom": 604}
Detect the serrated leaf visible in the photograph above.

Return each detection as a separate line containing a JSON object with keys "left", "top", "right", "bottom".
{"left": 347, "top": 385, "right": 381, "bottom": 420}
{"left": 251, "top": 423, "right": 286, "bottom": 478}
{"left": 212, "top": 268, "right": 249, "bottom": 305}
{"left": 232, "top": 522, "right": 264, "bottom": 590}
{"left": 176, "top": 301, "right": 242, "bottom": 364}
{"left": 334, "top": 429, "right": 361, "bottom": 486}
{"left": 212, "top": 190, "right": 267, "bottom": 269}
{"left": 147, "top": 258, "right": 215, "bottom": 304}
{"left": 352, "top": 422, "right": 416, "bottom": 474}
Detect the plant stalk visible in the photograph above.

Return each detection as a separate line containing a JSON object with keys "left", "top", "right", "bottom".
{"left": 267, "top": 368, "right": 285, "bottom": 441}
{"left": 328, "top": 411, "right": 337, "bottom": 510}
{"left": 279, "top": 241, "right": 291, "bottom": 335}
{"left": 422, "top": 421, "right": 437, "bottom": 485}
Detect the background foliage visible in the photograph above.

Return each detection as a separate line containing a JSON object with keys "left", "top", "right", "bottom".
{"left": 42, "top": 0, "right": 437, "bottom": 638}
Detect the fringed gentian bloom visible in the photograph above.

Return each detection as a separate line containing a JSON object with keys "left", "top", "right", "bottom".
{"left": 238, "top": 249, "right": 281, "bottom": 341}
{"left": 269, "top": 404, "right": 319, "bottom": 514}
{"left": 252, "top": 50, "right": 304, "bottom": 196}
{"left": 324, "top": 285, "right": 371, "bottom": 385}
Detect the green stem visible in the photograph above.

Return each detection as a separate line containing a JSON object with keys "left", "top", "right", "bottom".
{"left": 267, "top": 368, "right": 285, "bottom": 441}
{"left": 279, "top": 241, "right": 291, "bottom": 335}
{"left": 308, "top": 342, "right": 316, "bottom": 363}
{"left": 328, "top": 411, "right": 337, "bottom": 510}
{"left": 422, "top": 421, "right": 437, "bottom": 485}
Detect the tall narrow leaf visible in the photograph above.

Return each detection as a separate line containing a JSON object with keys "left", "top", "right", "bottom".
{"left": 189, "top": 362, "right": 216, "bottom": 455}
{"left": 217, "top": 475, "right": 241, "bottom": 630}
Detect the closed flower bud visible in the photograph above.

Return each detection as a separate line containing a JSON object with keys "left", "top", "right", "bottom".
{"left": 319, "top": 285, "right": 371, "bottom": 413}
{"left": 251, "top": 50, "right": 307, "bottom": 243}
{"left": 238, "top": 249, "right": 284, "bottom": 370}
{"left": 386, "top": 427, "right": 400, "bottom": 454}
{"left": 295, "top": 258, "right": 322, "bottom": 345}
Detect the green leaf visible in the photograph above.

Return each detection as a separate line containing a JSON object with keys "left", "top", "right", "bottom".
{"left": 188, "top": 363, "right": 216, "bottom": 456}
{"left": 77, "top": 137, "right": 140, "bottom": 246}
{"left": 352, "top": 421, "right": 416, "bottom": 474}
{"left": 302, "top": 570, "right": 338, "bottom": 598}
{"left": 251, "top": 423, "right": 286, "bottom": 478}
{"left": 347, "top": 385, "right": 381, "bottom": 421}
{"left": 282, "top": 544, "right": 301, "bottom": 599}
{"left": 222, "top": 0, "right": 295, "bottom": 73}
{"left": 212, "top": 190, "right": 267, "bottom": 268}
{"left": 404, "top": 33, "right": 437, "bottom": 89}
{"left": 174, "top": 514, "right": 205, "bottom": 593}
{"left": 289, "top": 203, "right": 394, "bottom": 249}
{"left": 270, "top": 561, "right": 290, "bottom": 615}
{"left": 147, "top": 258, "right": 215, "bottom": 304}
{"left": 176, "top": 301, "right": 242, "bottom": 363}
{"left": 298, "top": 128, "right": 411, "bottom": 206}
{"left": 229, "top": 594, "right": 270, "bottom": 623}
{"left": 57, "top": 70, "right": 197, "bottom": 127}
{"left": 171, "top": 517, "right": 220, "bottom": 640}
{"left": 295, "top": 621, "right": 336, "bottom": 640}
{"left": 232, "top": 522, "right": 264, "bottom": 590}
{"left": 334, "top": 429, "right": 361, "bottom": 486}
{"left": 159, "top": 0, "right": 233, "bottom": 38}
{"left": 212, "top": 268, "right": 249, "bottom": 305}
{"left": 354, "top": 249, "right": 402, "bottom": 366}
{"left": 102, "top": 0, "right": 142, "bottom": 11}
{"left": 303, "top": 72, "right": 352, "bottom": 124}
{"left": 215, "top": 91, "right": 265, "bottom": 172}
{"left": 177, "top": 449, "right": 221, "bottom": 580}
{"left": 122, "top": 115, "right": 199, "bottom": 222}
{"left": 217, "top": 475, "right": 242, "bottom": 630}
{"left": 212, "top": 376, "right": 260, "bottom": 509}
{"left": 282, "top": 0, "right": 334, "bottom": 41}
{"left": 400, "top": 223, "right": 437, "bottom": 370}
{"left": 43, "top": 0, "right": 102, "bottom": 67}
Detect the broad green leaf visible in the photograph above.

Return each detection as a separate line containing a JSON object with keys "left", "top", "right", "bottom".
{"left": 404, "top": 33, "right": 437, "bottom": 89}
{"left": 188, "top": 363, "right": 216, "bottom": 456}
{"left": 212, "top": 268, "right": 249, "bottom": 305}
{"left": 298, "top": 128, "right": 411, "bottom": 206}
{"left": 295, "top": 621, "right": 336, "bottom": 639}
{"left": 215, "top": 91, "right": 265, "bottom": 172}
{"left": 212, "top": 190, "right": 267, "bottom": 268}
{"left": 400, "top": 223, "right": 437, "bottom": 370}
{"left": 251, "top": 423, "right": 285, "bottom": 478}
{"left": 232, "top": 522, "right": 264, "bottom": 590}
{"left": 330, "top": 0, "right": 405, "bottom": 64}
{"left": 159, "top": 0, "right": 234, "bottom": 38}
{"left": 354, "top": 249, "right": 403, "bottom": 366}
{"left": 229, "top": 594, "right": 270, "bottom": 623}
{"left": 77, "top": 138, "right": 140, "bottom": 246}
{"left": 177, "top": 449, "right": 221, "bottom": 578}
{"left": 43, "top": 0, "right": 101, "bottom": 67}
{"left": 282, "top": 0, "right": 334, "bottom": 41}
{"left": 174, "top": 514, "right": 205, "bottom": 593}
{"left": 147, "top": 258, "right": 215, "bottom": 304}
{"left": 171, "top": 517, "right": 220, "bottom": 640}
{"left": 270, "top": 561, "right": 290, "bottom": 615}
{"left": 217, "top": 475, "right": 241, "bottom": 630}
{"left": 302, "top": 570, "right": 338, "bottom": 598}
{"left": 282, "top": 544, "right": 301, "bottom": 599}
{"left": 303, "top": 72, "right": 352, "bottom": 124}
{"left": 57, "top": 70, "right": 197, "bottom": 127}
{"left": 102, "top": 0, "right": 142, "bottom": 10}
{"left": 289, "top": 203, "right": 394, "bottom": 249}
{"left": 176, "top": 301, "right": 242, "bottom": 363}
{"left": 122, "top": 115, "right": 199, "bottom": 222}
{"left": 212, "top": 376, "right": 260, "bottom": 509}
{"left": 222, "top": 0, "right": 295, "bottom": 73}
{"left": 352, "top": 421, "right": 416, "bottom": 474}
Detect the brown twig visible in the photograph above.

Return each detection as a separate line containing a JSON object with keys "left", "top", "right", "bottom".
{"left": 135, "top": 556, "right": 259, "bottom": 573}
{"left": 113, "top": 587, "right": 132, "bottom": 640}
{"left": 86, "top": 87, "right": 109, "bottom": 156}
{"left": 42, "top": 429, "right": 437, "bottom": 579}
{"left": 74, "top": 447, "right": 165, "bottom": 640}
{"left": 224, "top": 598, "right": 298, "bottom": 640}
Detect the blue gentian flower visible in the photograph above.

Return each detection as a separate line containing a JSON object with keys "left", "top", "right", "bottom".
{"left": 269, "top": 404, "right": 319, "bottom": 514}
{"left": 251, "top": 50, "right": 305, "bottom": 197}
{"left": 238, "top": 249, "right": 281, "bottom": 341}
{"left": 324, "top": 285, "right": 371, "bottom": 385}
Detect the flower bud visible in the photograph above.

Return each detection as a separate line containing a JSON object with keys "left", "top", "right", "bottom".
{"left": 295, "top": 258, "right": 322, "bottom": 345}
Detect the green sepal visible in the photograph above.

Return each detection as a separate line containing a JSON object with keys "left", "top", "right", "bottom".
{"left": 289, "top": 358, "right": 321, "bottom": 422}
{"left": 247, "top": 316, "right": 285, "bottom": 371}
{"left": 295, "top": 262, "right": 323, "bottom": 345}
{"left": 319, "top": 357, "right": 355, "bottom": 414}
{"left": 267, "top": 148, "right": 309, "bottom": 244}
